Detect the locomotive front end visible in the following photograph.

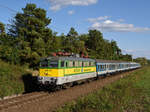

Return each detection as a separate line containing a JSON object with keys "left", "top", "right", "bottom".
{"left": 38, "top": 58, "right": 59, "bottom": 86}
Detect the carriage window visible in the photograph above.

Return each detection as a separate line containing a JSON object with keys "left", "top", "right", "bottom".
{"left": 75, "top": 61, "right": 78, "bottom": 67}
{"left": 73, "top": 61, "right": 75, "bottom": 67}
{"left": 40, "top": 61, "right": 48, "bottom": 67}
{"left": 89, "top": 62, "right": 91, "bottom": 66}
{"left": 109, "top": 65, "right": 111, "bottom": 70}
{"left": 101, "top": 65, "right": 103, "bottom": 70}
{"left": 83, "top": 62, "right": 87, "bottom": 67}
{"left": 65, "top": 62, "right": 68, "bottom": 67}
{"left": 79, "top": 61, "right": 82, "bottom": 67}
{"left": 104, "top": 65, "right": 106, "bottom": 70}
{"left": 90, "top": 62, "right": 92, "bottom": 66}
{"left": 112, "top": 65, "right": 115, "bottom": 69}
{"left": 69, "top": 61, "right": 73, "bottom": 67}
{"left": 98, "top": 65, "right": 100, "bottom": 70}
{"left": 49, "top": 61, "right": 58, "bottom": 68}
{"left": 61, "top": 61, "right": 65, "bottom": 67}
{"left": 93, "top": 62, "right": 95, "bottom": 66}
{"left": 90, "top": 62, "right": 93, "bottom": 66}
{"left": 87, "top": 62, "right": 89, "bottom": 66}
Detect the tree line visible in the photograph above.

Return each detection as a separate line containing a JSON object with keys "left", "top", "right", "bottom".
{"left": 0, "top": 3, "right": 143, "bottom": 68}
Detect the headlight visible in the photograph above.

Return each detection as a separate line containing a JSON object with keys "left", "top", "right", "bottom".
{"left": 38, "top": 77, "right": 43, "bottom": 80}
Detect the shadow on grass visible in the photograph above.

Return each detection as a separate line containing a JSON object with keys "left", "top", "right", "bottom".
{"left": 22, "top": 73, "right": 39, "bottom": 93}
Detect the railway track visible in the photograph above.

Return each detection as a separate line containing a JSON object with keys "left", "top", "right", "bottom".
{"left": 0, "top": 70, "right": 138, "bottom": 112}
{"left": 0, "top": 92, "right": 49, "bottom": 110}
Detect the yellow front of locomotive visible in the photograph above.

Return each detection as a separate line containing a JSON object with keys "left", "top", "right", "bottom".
{"left": 38, "top": 58, "right": 63, "bottom": 86}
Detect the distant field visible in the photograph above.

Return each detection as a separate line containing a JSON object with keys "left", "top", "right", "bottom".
{"left": 56, "top": 66, "right": 150, "bottom": 112}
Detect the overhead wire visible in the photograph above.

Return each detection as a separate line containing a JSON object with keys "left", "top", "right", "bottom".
{"left": 0, "top": 4, "right": 18, "bottom": 13}
{"left": 0, "top": 3, "right": 77, "bottom": 34}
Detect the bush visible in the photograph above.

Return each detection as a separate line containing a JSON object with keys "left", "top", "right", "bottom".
{"left": 0, "top": 60, "right": 30, "bottom": 98}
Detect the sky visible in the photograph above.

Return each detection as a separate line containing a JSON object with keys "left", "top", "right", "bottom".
{"left": 0, "top": 0, "right": 150, "bottom": 59}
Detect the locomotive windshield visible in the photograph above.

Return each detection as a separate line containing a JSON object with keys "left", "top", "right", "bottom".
{"left": 40, "top": 60, "right": 48, "bottom": 67}
{"left": 49, "top": 61, "right": 58, "bottom": 68}
{"left": 40, "top": 60, "right": 58, "bottom": 68}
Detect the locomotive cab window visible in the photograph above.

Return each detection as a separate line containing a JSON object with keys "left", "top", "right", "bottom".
{"left": 40, "top": 60, "right": 48, "bottom": 67}
{"left": 49, "top": 61, "right": 58, "bottom": 68}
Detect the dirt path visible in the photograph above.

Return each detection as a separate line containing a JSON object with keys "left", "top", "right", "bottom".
{"left": 1, "top": 70, "right": 136, "bottom": 112}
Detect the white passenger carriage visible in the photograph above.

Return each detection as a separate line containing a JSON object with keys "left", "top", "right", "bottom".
{"left": 96, "top": 60, "right": 141, "bottom": 76}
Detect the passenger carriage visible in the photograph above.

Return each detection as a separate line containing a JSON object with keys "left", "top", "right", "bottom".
{"left": 96, "top": 60, "right": 141, "bottom": 76}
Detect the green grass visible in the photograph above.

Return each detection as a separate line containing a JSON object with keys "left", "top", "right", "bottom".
{"left": 55, "top": 66, "right": 150, "bottom": 112}
{"left": 0, "top": 60, "right": 31, "bottom": 98}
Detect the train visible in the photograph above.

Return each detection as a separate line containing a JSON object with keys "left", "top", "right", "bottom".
{"left": 38, "top": 57, "right": 141, "bottom": 89}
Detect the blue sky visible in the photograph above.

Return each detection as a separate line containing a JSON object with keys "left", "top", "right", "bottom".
{"left": 0, "top": 0, "right": 150, "bottom": 59}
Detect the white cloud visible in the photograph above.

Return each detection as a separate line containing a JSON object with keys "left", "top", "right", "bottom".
{"left": 87, "top": 16, "right": 109, "bottom": 23}
{"left": 123, "top": 49, "right": 150, "bottom": 59}
{"left": 68, "top": 10, "right": 75, "bottom": 15}
{"left": 117, "top": 19, "right": 125, "bottom": 22}
{"left": 88, "top": 16, "right": 150, "bottom": 32}
{"left": 47, "top": 0, "right": 98, "bottom": 11}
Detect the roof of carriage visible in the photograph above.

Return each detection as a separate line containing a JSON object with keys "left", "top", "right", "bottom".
{"left": 41, "top": 57, "right": 138, "bottom": 64}
{"left": 95, "top": 59, "right": 136, "bottom": 64}
{"left": 41, "top": 56, "right": 95, "bottom": 62}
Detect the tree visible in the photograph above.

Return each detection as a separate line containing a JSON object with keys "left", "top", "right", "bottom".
{"left": 134, "top": 57, "right": 148, "bottom": 66}
{"left": 67, "top": 27, "right": 78, "bottom": 37}
{"left": 88, "top": 30, "right": 103, "bottom": 50}
{"left": 87, "top": 30, "right": 105, "bottom": 58}
{"left": 8, "top": 3, "right": 53, "bottom": 67}
{"left": 0, "top": 22, "right": 20, "bottom": 64}
{"left": 49, "top": 32, "right": 62, "bottom": 53}
{"left": 147, "top": 60, "right": 150, "bottom": 65}
{"left": 0, "top": 22, "right": 5, "bottom": 34}
{"left": 0, "top": 22, "right": 7, "bottom": 43}
{"left": 64, "top": 27, "right": 78, "bottom": 53}
{"left": 110, "top": 40, "right": 122, "bottom": 60}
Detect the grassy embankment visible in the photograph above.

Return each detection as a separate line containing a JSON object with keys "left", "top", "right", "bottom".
{"left": 0, "top": 60, "right": 36, "bottom": 98}
{"left": 56, "top": 66, "right": 150, "bottom": 112}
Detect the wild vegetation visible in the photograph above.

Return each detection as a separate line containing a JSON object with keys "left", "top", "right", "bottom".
{"left": 133, "top": 57, "right": 149, "bottom": 66}
{"left": 56, "top": 66, "right": 150, "bottom": 112}
{"left": 0, "top": 60, "right": 30, "bottom": 98}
